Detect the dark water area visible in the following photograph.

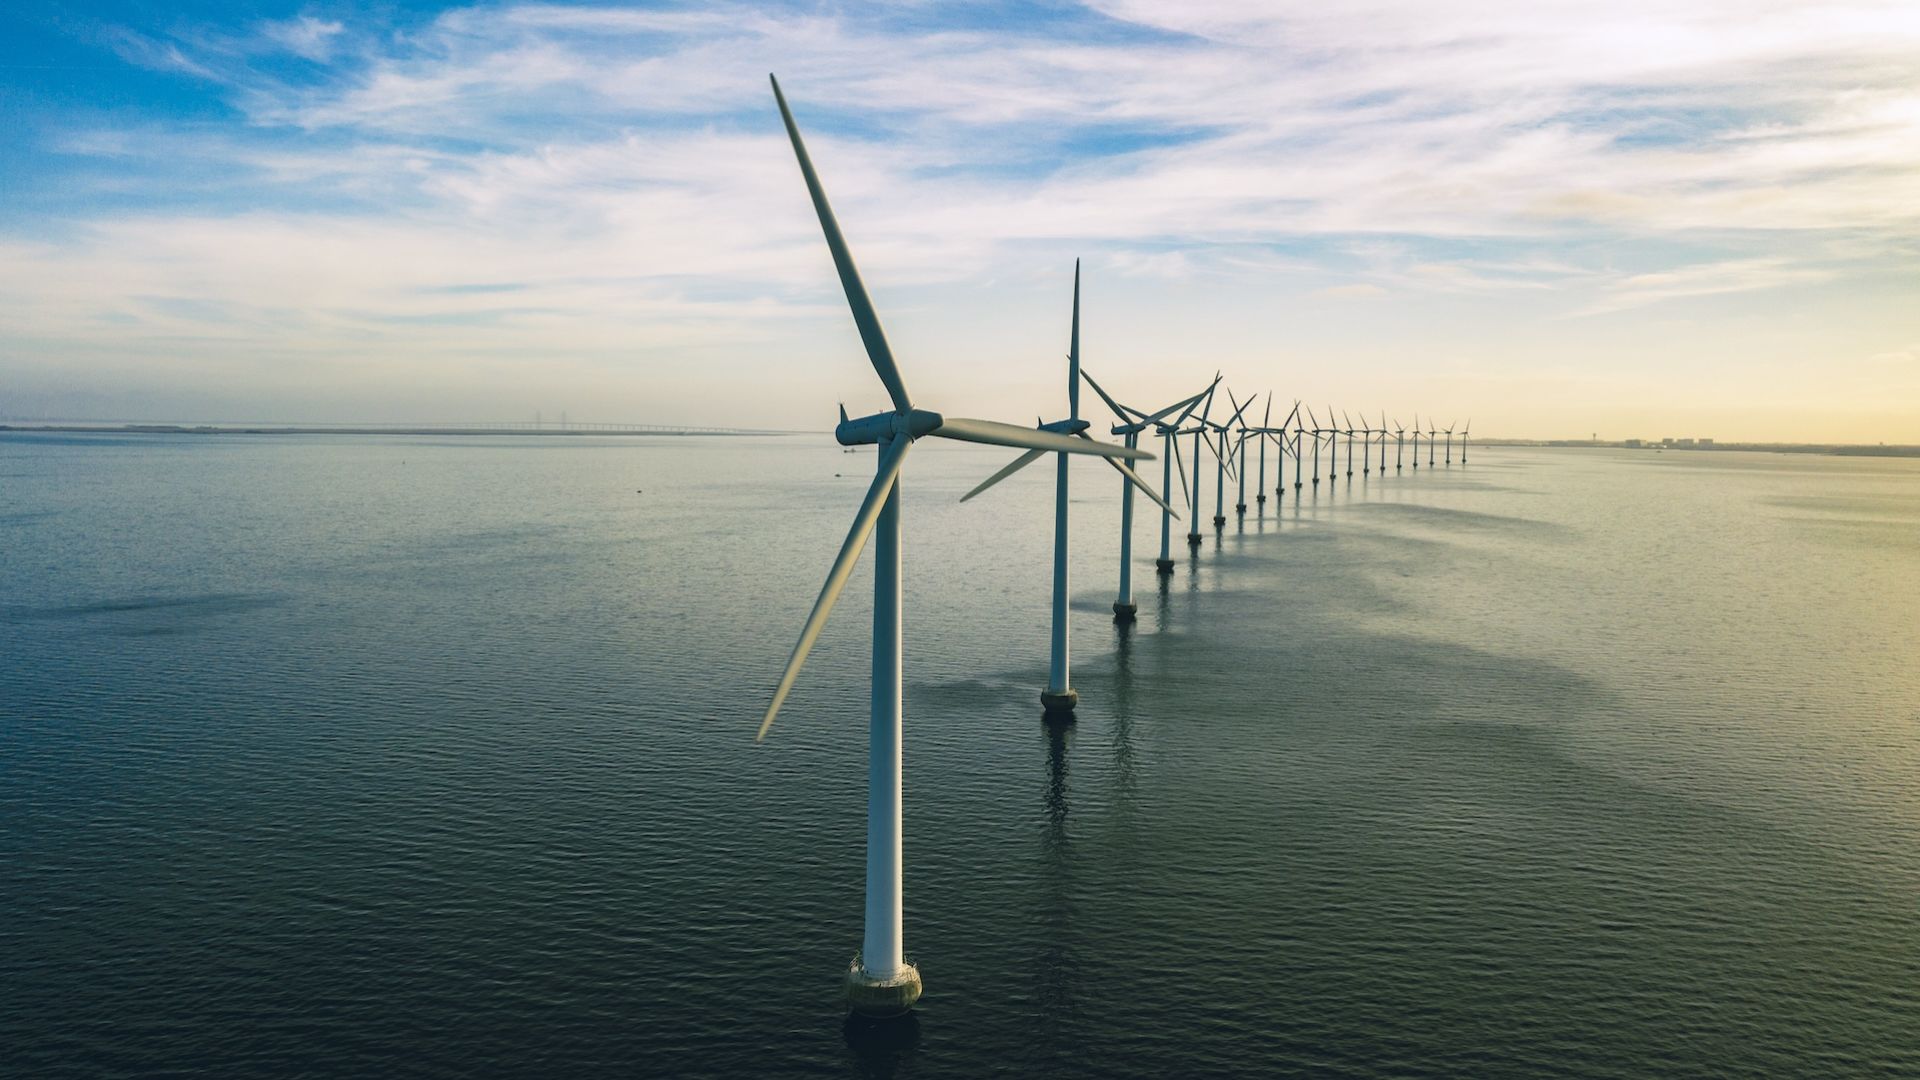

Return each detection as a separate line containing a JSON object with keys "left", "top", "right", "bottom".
{"left": 3, "top": 432, "right": 1917, "bottom": 1078}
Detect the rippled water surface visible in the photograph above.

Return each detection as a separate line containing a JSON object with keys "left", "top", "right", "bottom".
{"left": 4, "top": 433, "right": 1918, "bottom": 1078}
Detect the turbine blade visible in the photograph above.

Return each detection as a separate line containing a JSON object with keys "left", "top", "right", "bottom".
{"left": 1081, "top": 433, "right": 1178, "bottom": 518}
{"left": 933, "top": 417, "right": 1151, "bottom": 460}
{"left": 1228, "top": 390, "right": 1255, "bottom": 428}
{"left": 959, "top": 448, "right": 1046, "bottom": 502}
{"left": 1138, "top": 388, "right": 1205, "bottom": 429}
{"left": 759, "top": 436, "right": 911, "bottom": 740}
{"left": 1080, "top": 368, "right": 1141, "bottom": 424}
{"left": 770, "top": 75, "right": 912, "bottom": 413}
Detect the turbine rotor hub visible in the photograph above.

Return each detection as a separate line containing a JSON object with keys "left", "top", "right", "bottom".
{"left": 836, "top": 407, "right": 945, "bottom": 446}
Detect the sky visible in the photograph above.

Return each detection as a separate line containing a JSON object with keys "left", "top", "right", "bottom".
{"left": 2, "top": 1, "right": 1918, "bottom": 441}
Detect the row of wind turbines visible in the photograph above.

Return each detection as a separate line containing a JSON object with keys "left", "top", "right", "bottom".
{"left": 754, "top": 77, "right": 1469, "bottom": 1018}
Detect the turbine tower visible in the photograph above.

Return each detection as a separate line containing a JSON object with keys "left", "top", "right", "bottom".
{"left": 960, "top": 264, "right": 1167, "bottom": 715}
{"left": 1306, "top": 405, "right": 1324, "bottom": 489}
{"left": 758, "top": 76, "right": 1153, "bottom": 1016}
{"left": 1081, "top": 370, "right": 1210, "bottom": 589}
{"left": 1254, "top": 392, "right": 1272, "bottom": 508}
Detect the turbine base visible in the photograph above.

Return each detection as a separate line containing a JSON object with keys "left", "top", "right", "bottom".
{"left": 1235, "top": 503, "right": 1247, "bottom": 514}
{"left": 1211, "top": 515, "right": 1226, "bottom": 527}
{"left": 846, "top": 960, "right": 922, "bottom": 1018}
{"left": 1186, "top": 533, "right": 1203, "bottom": 547}
{"left": 1256, "top": 494, "right": 1266, "bottom": 504}
{"left": 1040, "top": 688, "right": 1078, "bottom": 717}
{"left": 1154, "top": 558, "right": 1176, "bottom": 574}
{"left": 1112, "top": 602, "right": 1137, "bottom": 622}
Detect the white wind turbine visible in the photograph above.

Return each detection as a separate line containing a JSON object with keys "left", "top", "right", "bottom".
{"left": 959, "top": 262, "right": 1171, "bottom": 711}
{"left": 1175, "top": 385, "right": 1217, "bottom": 546}
{"left": 1080, "top": 369, "right": 1212, "bottom": 603}
{"left": 1260, "top": 398, "right": 1301, "bottom": 505}
{"left": 1209, "top": 389, "right": 1254, "bottom": 526}
{"left": 1253, "top": 393, "right": 1272, "bottom": 508}
{"left": 1460, "top": 419, "right": 1471, "bottom": 464}
{"left": 757, "top": 77, "right": 1154, "bottom": 1015}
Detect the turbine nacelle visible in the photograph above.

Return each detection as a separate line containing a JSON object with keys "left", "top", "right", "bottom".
{"left": 836, "top": 407, "right": 945, "bottom": 446}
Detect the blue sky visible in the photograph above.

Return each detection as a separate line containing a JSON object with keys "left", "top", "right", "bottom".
{"left": 2, "top": 1, "right": 1918, "bottom": 439}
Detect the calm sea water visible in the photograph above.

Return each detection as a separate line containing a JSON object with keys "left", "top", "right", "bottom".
{"left": 3, "top": 432, "right": 1917, "bottom": 1078}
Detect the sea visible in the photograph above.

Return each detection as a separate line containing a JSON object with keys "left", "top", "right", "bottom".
{"left": 3, "top": 431, "right": 1917, "bottom": 1078}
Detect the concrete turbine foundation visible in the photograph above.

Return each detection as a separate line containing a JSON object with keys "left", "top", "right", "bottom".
{"left": 847, "top": 959, "right": 922, "bottom": 1017}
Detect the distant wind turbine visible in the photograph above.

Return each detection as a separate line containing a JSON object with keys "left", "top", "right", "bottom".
{"left": 1461, "top": 419, "right": 1471, "bottom": 464}
{"left": 757, "top": 76, "right": 1153, "bottom": 1016}
{"left": 1263, "top": 399, "right": 1301, "bottom": 505}
{"left": 1211, "top": 389, "right": 1254, "bottom": 525}
{"left": 960, "top": 263, "right": 1169, "bottom": 714}
{"left": 1082, "top": 369, "right": 1212, "bottom": 594}
{"left": 1306, "top": 404, "right": 1324, "bottom": 489}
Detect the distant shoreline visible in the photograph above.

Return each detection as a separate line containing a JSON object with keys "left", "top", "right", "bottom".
{"left": 3, "top": 426, "right": 1913, "bottom": 457}
{"left": 0, "top": 423, "right": 798, "bottom": 438}
{"left": 1473, "top": 439, "right": 1920, "bottom": 459}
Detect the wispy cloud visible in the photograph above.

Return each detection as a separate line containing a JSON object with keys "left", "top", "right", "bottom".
{"left": 4, "top": 1, "right": 1919, "bottom": 432}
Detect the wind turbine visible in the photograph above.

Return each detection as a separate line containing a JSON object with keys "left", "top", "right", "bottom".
{"left": 1444, "top": 419, "right": 1456, "bottom": 465}
{"left": 1460, "top": 419, "right": 1471, "bottom": 464}
{"left": 1429, "top": 419, "right": 1439, "bottom": 467}
{"left": 757, "top": 76, "right": 1153, "bottom": 1016}
{"left": 1231, "top": 389, "right": 1257, "bottom": 517}
{"left": 1360, "top": 411, "right": 1373, "bottom": 477}
{"left": 1292, "top": 407, "right": 1305, "bottom": 493}
{"left": 1178, "top": 387, "right": 1214, "bottom": 545}
{"left": 1411, "top": 413, "right": 1421, "bottom": 470}
{"left": 1263, "top": 399, "right": 1301, "bottom": 505}
{"left": 1254, "top": 392, "right": 1272, "bottom": 508}
{"left": 959, "top": 263, "right": 1171, "bottom": 713}
{"left": 1081, "top": 370, "right": 1212, "bottom": 594}
{"left": 1342, "top": 410, "right": 1356, "bottom": 479}
{"left": 1379, "top": 410, "right": 1390, "bottom": 474}
{"left": 1210, "top": 390, "right": 1253, "bottom": 526}
{"left": 1394, "top": 417, "right": 1405, "bottom": 473}
{"left": 1305, "top": 405, "right": 1324, "bottom": 488}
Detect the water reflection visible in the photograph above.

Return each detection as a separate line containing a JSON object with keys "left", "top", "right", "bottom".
{"left": 843, "top": 1011, "right": 922, "bottom": 1079}
{"left": 1035, "top": 716, "right": 1076, "bottom": 1046}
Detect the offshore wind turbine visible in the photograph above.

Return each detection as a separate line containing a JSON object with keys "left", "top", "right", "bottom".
{"left": 1444, "top": 419, "right": 1456, "bottom": 465}
{"left": 1263, "top": 399, "right": 1301, "bottom": 505}
{"left": 1360, "top": 411, "right": 1373, "bottom": 476}
{"left": 1411, "top": 413, "right": 1421, "bottom": 471}
{"left": 1254, "top": 393, "right": 1273, "bottom": 508}
{"left": 1081, "top": 370, "right": 1211, "bottom": 591}
{"left": 1179, "top": 386, "right": 1215, "bottom": 545}
{"left": 757, "top": 77, "right": 1153, "bottom": 1016}
{"left": 1394, "top": 417, "right": 1406, "bottom": 472}
{"left": 1379, "top": 410, "right": 1390, "bottom": 473}
{"left": 1342, "top": 410, "right": 1357, "bottom": 479}
{"left": 1207, "top": 389, "right": 1251, "bottom": 528}
{"left": 960, "top": 263, "right": 1170, "bottom": 714}
{"left": 1292, "top": 407, "right": 1306, "bottom": 493}
{"left": 1429, "top": 419, "right": 1439, "bottom": 467}
{"left": 1231, "top": 389, "right": 1256, "bottom": 517}
{"left": 1306, "top": 405, "right": 1324, "bottom": 488}
{"left": 1461, "top": 419, "right": 1471, "bottom": 464}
